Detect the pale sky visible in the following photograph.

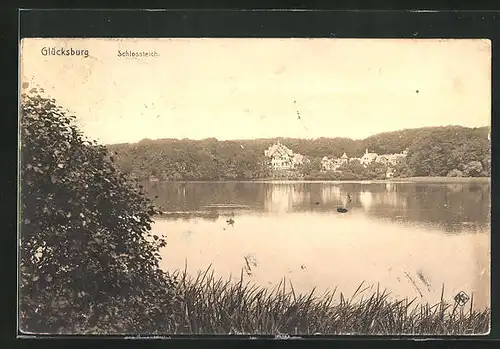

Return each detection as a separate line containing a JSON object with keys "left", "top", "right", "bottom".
{"left": 20, "top": 38, "right": 491, "bottom": 145}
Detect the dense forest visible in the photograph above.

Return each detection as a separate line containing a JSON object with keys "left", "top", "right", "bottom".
{"left": 108, "top": 126, "right": 491, "bottom": 181}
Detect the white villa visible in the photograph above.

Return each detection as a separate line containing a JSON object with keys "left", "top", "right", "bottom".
{"left": 375, "top": 149, "right": 408, "bottom": 166}
{"left": 339, "top": 152, "right": 350, "bottom": 165}
{"left": 321, "top": 152, "right": 352, "bottom": 172}
{"left": 320, "top": 148, "right": 409, "bottom": 178}
{"left": 360, "top": 149, "right": 379, "bottom": 166}
{"left": 321, "top": 157, "right": 335, "bottom": 172}
{"left": 321, "top": 157, "right": 334, "bottom": 172}
{"left": 264, "top": 141, "right": 305, "bottom": 171}
{"left": 264, "top": 140, "right": 408, "bottom": 178}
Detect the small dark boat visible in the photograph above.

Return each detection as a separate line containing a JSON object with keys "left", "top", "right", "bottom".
{"left": 226, "top": 218, "right": 235, "bottom": 226}
{"left": 337, "top": 207, "right": 349, "bottom": 213}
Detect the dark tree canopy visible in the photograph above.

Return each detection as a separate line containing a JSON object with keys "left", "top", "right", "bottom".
{"left": 19, "top": 88, "right": 180, "bottom": 334}
{"left": 108, "top": 125, "right": 490, "bottom": 181}
{"left": 405, "top": 127, "right": 490, "bottom": 177}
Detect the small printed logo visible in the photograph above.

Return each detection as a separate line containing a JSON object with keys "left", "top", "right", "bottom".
{"left": 454, "top": 291, "right": 470, "bottom": 306}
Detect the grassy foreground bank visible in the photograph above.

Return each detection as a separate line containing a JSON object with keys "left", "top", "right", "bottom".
{"left": 158, "top": 267, "right": 490, "bottom": 335}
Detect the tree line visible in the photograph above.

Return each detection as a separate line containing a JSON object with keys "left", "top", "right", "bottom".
{"left": 108, "top": 125, "right": 490, "bottom": 181}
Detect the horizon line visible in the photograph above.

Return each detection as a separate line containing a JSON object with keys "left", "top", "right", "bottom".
{"left": 103, "top": 124, "right": 491, "bottom": 145}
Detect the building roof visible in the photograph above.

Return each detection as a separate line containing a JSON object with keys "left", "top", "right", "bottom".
{"left": 362, "top": 152, "right": 378, "bottom": 160}
{"left": 341, "top": 152, "right": 348, "bottom": 159}
{"left": 265, "top": 141, "right": 294, "bottom": 158}
{"left": 363, "top": 148, "right": 378, "bottom": 157}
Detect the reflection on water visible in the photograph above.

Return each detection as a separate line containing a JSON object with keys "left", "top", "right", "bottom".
{"left": 266, "top": 184, "right": 311, "bottom": 213}
{"left": 321, "top": 185, "right": 342, "bottom": 205}
{"left": 358, "top": 191, "right": 374, "bottom": 211}
{"left": 147, "top": 181, "right": 490, "bottom": 232}
{"left": 146, "top": 180, "right": 490, "bottom": 310}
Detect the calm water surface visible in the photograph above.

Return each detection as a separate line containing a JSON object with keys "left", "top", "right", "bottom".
{"left": 147, "top": 180, "right": 490, "bottom": 309}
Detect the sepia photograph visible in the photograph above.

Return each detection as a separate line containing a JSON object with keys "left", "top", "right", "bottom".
{"left": 19, "top": 38, "right": 491, "bottom": 336}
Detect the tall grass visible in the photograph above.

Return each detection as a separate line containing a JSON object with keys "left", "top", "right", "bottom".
{"left": 160, "top": 265, "right": 490, "bottom": 335}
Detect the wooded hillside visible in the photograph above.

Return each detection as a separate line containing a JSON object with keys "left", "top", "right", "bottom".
{"left": 107, "top": 126, "right": 491, "bottom": 180}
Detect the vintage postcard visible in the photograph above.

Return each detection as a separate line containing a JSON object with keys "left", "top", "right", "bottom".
{"left": 19, "top": 38, "right": 491, "bottom": 336}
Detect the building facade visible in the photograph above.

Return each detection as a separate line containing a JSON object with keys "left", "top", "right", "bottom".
{"left": 319, "top": 148, "right": 408, "bottom": 177}
{"left": 375, "top": 149, "right": 408, "bottom": 166}
{"left": 265, "top": 141, "right": 409, "bottom": 178}
{"left": 264, "top": 141, "right": 305, "bottom": 171}
{"left": 321, "top": 156, "right": 342, "bottom": 172}
{"left": 360, "top": 149, "right": 379, "bottom": 166}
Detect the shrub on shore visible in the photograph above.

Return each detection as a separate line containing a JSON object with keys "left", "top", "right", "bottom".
{"left": 19, "top": 87, "right": 182, "bottom": 334}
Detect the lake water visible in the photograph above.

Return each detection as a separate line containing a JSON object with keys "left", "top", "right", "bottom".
{"left": 147, "top": 180, "right": 491, "bottom": 310}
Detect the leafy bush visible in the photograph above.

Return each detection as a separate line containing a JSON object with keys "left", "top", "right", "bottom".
{"left": 463, "top": 161, "right": 484, "bottom": 177}
{"left": 19, "top": 87, "right": 181, "bottom": 334}
{"left": 447, "top": 169, "right": 463, "bottom": 178}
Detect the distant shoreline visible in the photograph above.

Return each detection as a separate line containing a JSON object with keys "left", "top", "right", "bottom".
{"left": 388, "top": 176, "right": 491, "bottom": 183}
{"left": 145, "top": 176, "right": 491, "bottom": 184}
